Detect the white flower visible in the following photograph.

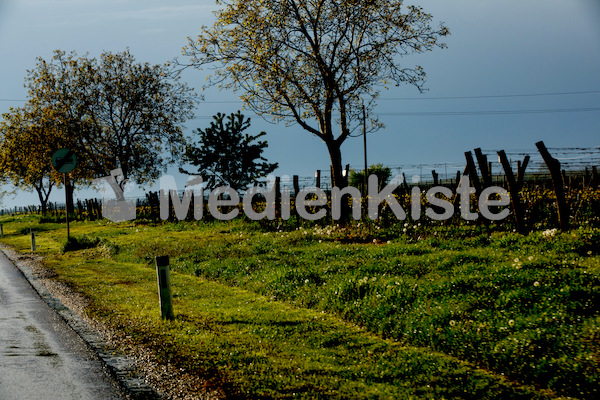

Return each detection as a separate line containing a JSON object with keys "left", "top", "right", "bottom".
{"left": 542, "top": 228, "right": 558, "bottom": 238}
{"left": 449, "top": 320, "right": 456, "bottom": 327}
{"left": 533, "top": 281, "right": 540, "bottom": 287}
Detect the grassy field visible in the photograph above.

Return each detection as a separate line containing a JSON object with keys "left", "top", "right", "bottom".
{"left": 0, "top": 214, "right": 598, "bottom": 399}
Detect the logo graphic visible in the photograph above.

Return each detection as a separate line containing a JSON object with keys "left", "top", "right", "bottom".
{"left": 92, "top": 172, "right": 511, "bottom": 223}
{"left": 94, "top": 168, "right": 136, "bottom": 222}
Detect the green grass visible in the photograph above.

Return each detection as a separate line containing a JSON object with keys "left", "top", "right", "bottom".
{"left": 1, "top": 214, "right": 598, "bottom": 399}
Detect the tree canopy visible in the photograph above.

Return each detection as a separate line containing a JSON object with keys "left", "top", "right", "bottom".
{"left": 180, "top": 111, "right": 278, "bottom": 191}
{"left": 1, "top": 49, "right": 196, "bottom": 212}
{"left": 25, "top": 49, "right": 196, "bottom": 184}
{"left": 349, "top": 163, "right": 392, "bottom": 192}
{"left": 183, "top": 0, "right": 449, "bottom": 190}
{"left": 0, "top": 104, "right": 84, "bottom": 213}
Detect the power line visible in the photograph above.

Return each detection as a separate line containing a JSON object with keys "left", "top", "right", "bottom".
{"left": 189, "top": 107, "right": 600, "bottom": 119}
{"left": 378, "top": 90, "right": 600, "bottom": 101}
{"left": 376, "top": 107, "right": 600, "bottom": 117}
{"left": 3, "top": 89, "right": 600, "bottom": 104}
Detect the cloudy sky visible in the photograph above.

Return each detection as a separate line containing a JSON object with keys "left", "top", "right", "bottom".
{"left": 0, "top": 0, "right": 599, "bottom": 207}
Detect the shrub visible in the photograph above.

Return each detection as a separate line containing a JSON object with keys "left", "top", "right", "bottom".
{"left": 61, "top": 235, "right": 101, "bottom": 252}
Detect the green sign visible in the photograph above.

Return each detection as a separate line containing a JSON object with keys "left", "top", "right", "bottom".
{"left": 52, "top": 149, "right": 77, "bottom": 173}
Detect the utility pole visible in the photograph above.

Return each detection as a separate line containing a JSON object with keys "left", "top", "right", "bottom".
{"left": 362, "top": 103, "right": 368, "bottom": 197}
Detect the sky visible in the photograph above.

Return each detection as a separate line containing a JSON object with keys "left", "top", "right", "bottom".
{"left": 0, "top": 0, "right": 599, "bottom": 208}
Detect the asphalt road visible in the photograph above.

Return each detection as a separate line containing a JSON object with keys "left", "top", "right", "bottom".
{"left": 0, "top": 251, "right": 127, "bottom": 400}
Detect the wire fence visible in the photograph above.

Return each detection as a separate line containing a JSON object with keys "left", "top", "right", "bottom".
{"left": 2, "top": 146, "right": 599, "bottom": 217}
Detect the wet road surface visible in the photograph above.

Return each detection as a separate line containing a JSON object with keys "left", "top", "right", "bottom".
{"left": 0, "top": 251, "right": 127, "bottom": 400}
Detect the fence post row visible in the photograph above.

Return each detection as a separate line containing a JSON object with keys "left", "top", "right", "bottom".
{"left": 0, "top": 145, "right": 597, "bottom": 230}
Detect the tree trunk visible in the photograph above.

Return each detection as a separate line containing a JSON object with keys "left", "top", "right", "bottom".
{"left": 325, "top": 140, "right": 349, "bottom": 223}
{"left": 35, "top": 188, "right": 48, "bottom": 215}
{"left": 34, "top": 178, "right": 53, "bottom": 215}
{"left": 326, "top": 140, "right": 344, "bottom": 189}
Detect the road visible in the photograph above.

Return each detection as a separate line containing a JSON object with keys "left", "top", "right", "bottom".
{"left": 0, "top": 251, "right": 127, "bottom": 400}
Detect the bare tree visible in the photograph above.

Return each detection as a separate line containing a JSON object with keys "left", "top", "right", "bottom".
{"left": 182, "top": 0, "right": 449, "bottom": 191}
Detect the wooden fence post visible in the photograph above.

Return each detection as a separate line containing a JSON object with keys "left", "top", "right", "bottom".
{"left": 535, "top": 141, "right": 569, "bottom": 231}
{"left": 293, "top": 175, "right": 300, "bottom": 195}
{"left": 516, "top": 156, "right": 530, "bottom": 189}
{"left": 464, "top": 151, "right": 482, "bottom": 194}
{"left": 448, "top": 165, "right": 469, "bottom": 225}
{"left": 402, "top": 173, "right": 409, "bottom": 192}
{"left": 292, "top": 175, "right": 300, "bottom": 226}
{"left": 274, "top": 176, "right": 281, "bottom": 218}
{"left": 497, "top": 150, "right": 527, "bottom": 234}
{"left": 474, "top": 148, "right": 492, "bottom": 187}
{"left": 465, "top": 150, "right": 494, "bottom": 228}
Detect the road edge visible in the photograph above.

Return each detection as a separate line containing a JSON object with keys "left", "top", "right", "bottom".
{"left": 0, "top": 246, "right": 165, "bottom": 400}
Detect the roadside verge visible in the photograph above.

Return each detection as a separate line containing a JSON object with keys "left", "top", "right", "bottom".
{"left": 0, "top": 245, "right": 164, "bottom": 400}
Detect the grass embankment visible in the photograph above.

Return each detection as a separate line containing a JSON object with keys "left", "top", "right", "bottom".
{"left": 0, "top": 214, "right": 598, "bottom": 399}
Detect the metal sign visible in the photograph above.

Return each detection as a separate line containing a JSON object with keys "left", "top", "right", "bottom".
{"left": 52, "top": 149, "right": 77, "bottom": 173}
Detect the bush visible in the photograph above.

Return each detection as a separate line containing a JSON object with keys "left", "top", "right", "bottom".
{"left": 61, "top": 235, "right": 100, "bottom": 252}
{"left": 39, "top": 213, "right": 65, "bottom": 223}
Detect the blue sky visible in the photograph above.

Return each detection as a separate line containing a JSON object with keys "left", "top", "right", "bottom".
{"left": 0, "top": 0, "right": 599, "bottom": 208}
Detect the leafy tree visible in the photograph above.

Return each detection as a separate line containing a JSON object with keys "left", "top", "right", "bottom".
{"left": 182, "top": 0, "right": 449, "bottom": 191}
{"left": 349, "top": 163, "right": 391, "bottom": 193}
{"left": 2, "top": 49, "right": 195, "bottom": 212}
{"left": 25, "top": 49, "right": 196, "bottom": 184}
{"left": 0, "top": 105, "right": 84, "bottom": 214}
{"left": 180, "top": 111, "right": 278, "bottom": 191}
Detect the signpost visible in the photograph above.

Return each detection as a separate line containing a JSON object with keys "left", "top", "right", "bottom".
{"left": 52, "top": 149, "right": 77, "bottom": 240}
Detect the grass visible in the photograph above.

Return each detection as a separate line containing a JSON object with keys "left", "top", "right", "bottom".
{"left": 0, "top": 213, "right": 598, "bottom": 399}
